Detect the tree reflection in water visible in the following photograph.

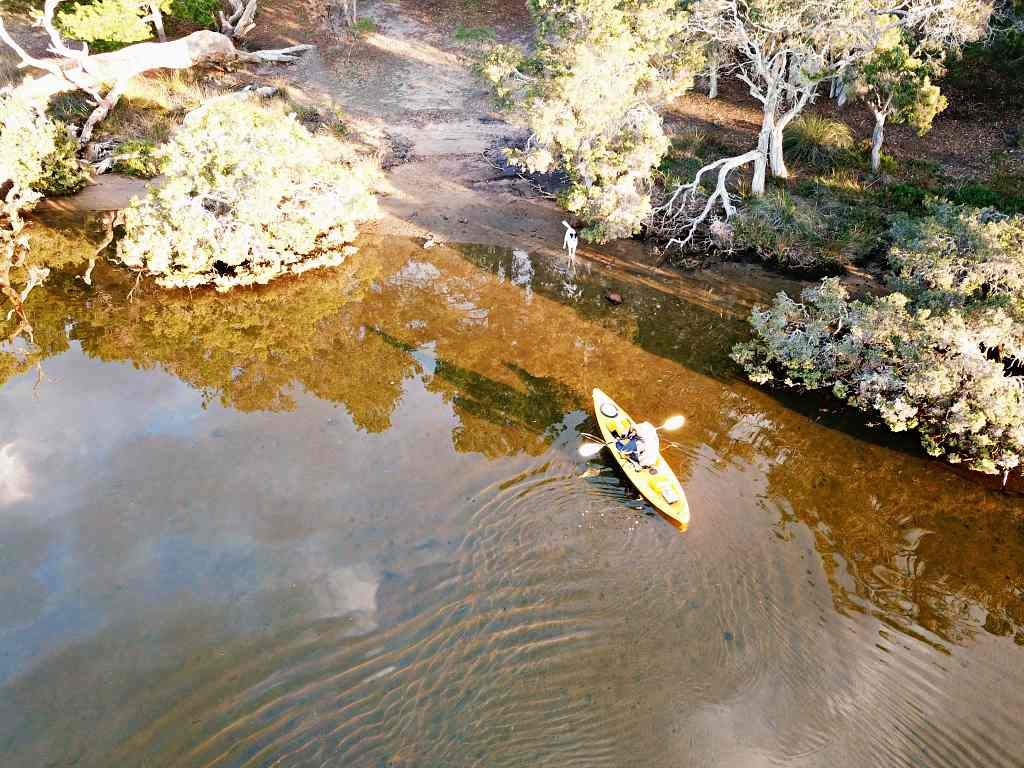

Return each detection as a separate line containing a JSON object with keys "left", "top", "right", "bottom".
{"left": 2, "top": 218, "right": 1022, "bottom": 655}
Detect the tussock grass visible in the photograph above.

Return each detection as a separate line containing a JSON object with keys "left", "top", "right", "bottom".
{"left": 783, "top": 115, "right": 854, "bottom": 168}
{"left": 95, "top": 70, "right": 217, "bottom": 142}
{"left": 732, "top": 187, "right": 883, "bottom": 272}
{"left": 454, "top": 24, "right": 496, "bottom": 43}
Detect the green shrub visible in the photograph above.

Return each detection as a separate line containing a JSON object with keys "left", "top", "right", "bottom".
{"left": 782, "top": 115, "right": 855, "bottom": 168}
{"left": 112, "top": 139, "right": 165, "bottom": 178}
{"left": 733, "top": 202, "right": 1024, "bottom": 476}
{"left": 948, "top": 183, "right": 1002, "bottom": 209}
{"left": 116, "top": 98, "right": 379, "bottom": 291}
{"left": 947, "top": 183, "right": 1024, "bottom": 215}
{"left": 0, "top": 92, "right": 87, "bottom": 196}
{"left": 877, "top": 182, "right": 928, "bottom": 213}
{"left": 55, "top": 0, "right": 217, "bottom": 52}
{"left": 0, "top": 93, "right": 86, "bottom": 325}
{"left": 730, "top": 189, "right": 874, "bottom": 272}
{"left": 168, "top": 0, "right": 218, "bottom": 26}
{"left": 32, "top": 124, "right": 88, "bottom": 196}
{"left": 56, "top": 0, "right": 154, "bottom": 52}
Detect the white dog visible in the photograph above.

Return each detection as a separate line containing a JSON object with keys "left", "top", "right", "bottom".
{"left": 562, "top": 220, "right": 579, "bottom": 260}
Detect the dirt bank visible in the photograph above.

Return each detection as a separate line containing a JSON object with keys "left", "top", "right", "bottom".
{"left": 33, "top": 0, "right": 683, "bottom": 281}
{"left": 272, "top": 0, "right": 579, "bottom": 260}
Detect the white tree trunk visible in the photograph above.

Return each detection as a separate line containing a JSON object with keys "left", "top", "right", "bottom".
{"left": 768, "top": 127, "right": 787, "bottom": 179}
{"left": 708, "top": 54, "right": 719, "bottom": 99}
{"left": 836, "top": 79, "right": 848, "bottom": 108}
{"left": 752, "top": 93, "right": 777, "bottom": 196}
{"left": 871, "top": 109, "right": 886, "bottom": 173}
{"left": 769, "top": 89, "right": 813, "bottom": 180}
{"left": 147, "top": 2, "right": 167, "bottom": 42}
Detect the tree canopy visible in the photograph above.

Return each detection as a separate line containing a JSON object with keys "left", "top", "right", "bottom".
{"left": 487, "top": 0, "right": 701, "bottom": 241}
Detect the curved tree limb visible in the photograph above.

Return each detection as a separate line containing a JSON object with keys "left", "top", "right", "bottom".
{"left": 649, "top": 149, "right": 762, "bottom": 251}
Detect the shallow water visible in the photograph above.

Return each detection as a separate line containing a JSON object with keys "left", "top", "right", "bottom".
{"left": 1, "top": 233, "right": 1022, "bottom": 767}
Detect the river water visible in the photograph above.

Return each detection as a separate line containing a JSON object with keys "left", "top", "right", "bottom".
{"left": 1, "top": 230, "right": 1022, "bottom": 767}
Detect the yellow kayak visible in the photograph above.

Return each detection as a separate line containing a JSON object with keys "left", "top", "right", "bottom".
{"left": 592, "top": 388, "right": 690, "bottom": 529}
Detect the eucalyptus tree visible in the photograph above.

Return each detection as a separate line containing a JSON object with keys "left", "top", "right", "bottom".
{"left": 850, "top": 1, "right": 992, "bottom": 172}
{"left": 487, "top": 0, "right": 702, "bottom": 242}
{"left": 656, "top": 0, "right": 993, "bottom": 248}
{"left": 854, "top": 32, "right": 947, "bottom": 172}
{"left": 688, "top": 0, "right": 891, "bottom": 188}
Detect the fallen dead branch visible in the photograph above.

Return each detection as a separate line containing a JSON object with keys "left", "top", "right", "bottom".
{"left": 480, "top": 147, "right": 558, "bottom": 200}
{"left": 0, "top": 2, "right": 313, "bottom": 144}
{"left": 220, "top": 0, "right": 259, "bottom": 39}
{"left": 647, "top": 150, "right": 761, "bottom": 252}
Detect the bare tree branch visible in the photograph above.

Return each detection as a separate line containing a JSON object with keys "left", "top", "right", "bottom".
{"left": 648, "top": 149, "right": 761, "bottom": 251}
{"left": 220, "top": 0, "right": 259, "bottom": 39}
{"left": 3, "top": 22, "right": 314, "bottom": 143}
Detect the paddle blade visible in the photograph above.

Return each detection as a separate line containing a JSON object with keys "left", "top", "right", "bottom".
{"left": 578, "top": 442, "right": 606, "bottom": 458}
{"left": 660, "top": 414, "right": 686, "bottom": 431}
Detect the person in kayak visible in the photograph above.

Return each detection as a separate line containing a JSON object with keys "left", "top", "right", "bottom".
{"left": 614, "top": 421, "right": 660, "bottom": 471}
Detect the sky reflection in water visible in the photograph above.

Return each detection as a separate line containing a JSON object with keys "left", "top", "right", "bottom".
{"left": 0, "top": 232, "right": 1022, "bottom": 767}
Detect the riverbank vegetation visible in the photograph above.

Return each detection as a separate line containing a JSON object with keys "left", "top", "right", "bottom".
{"left": 116, "top": 97, "right": 377, "bottom": 290}
{"left": 483, "top": 0, "right": 1023, "bottom": 479}
{"left": 733, "top": 203, "right": 1024, "bottom": 477}
{"left": 1, "top": 0, "right": 1022, "bottom": 481}
{"left": 0, "top": 0, "right": 379, "bottom": 307}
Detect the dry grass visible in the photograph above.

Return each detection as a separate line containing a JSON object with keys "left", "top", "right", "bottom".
{"left": 0, "top": 47, "right": 20, "bottom": 88}
{"left": 96, "top": 70, "right": 220, "bottom": 142}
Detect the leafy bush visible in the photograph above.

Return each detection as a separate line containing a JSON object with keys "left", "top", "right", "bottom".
{"left": 877, "top": 182, "right": 928, "bottom": 213}
{"left": 0, "top": 92, "right": 87, "bottom": 196}
{"left": 116, "top": 98, "right": 379, "bottom": 291}
{"left": 782, "top": 115, "right": 855, "bottom": 168}
{"left": 733, "top": 202, "right": 1024, "bottom": 476}
{"left": 1, "top": 92, "right": 86, "bottom": 326}
{"left": 56, "top": 0, "right": 218, "bottom": 52}
{"left": 56, "top": 0, "right": 154, "bottom": 52}
{"left": 112, "top": 139, "right": 165, "bottom": 178}
{"left": 948, "top": 183, "right": 1002, "bottom": 209}
{"left": 947, "top": 183, "right": 1024, "bottom": 215}
{"left": 168, "top": 0, "right": 219, "bottom": 26}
